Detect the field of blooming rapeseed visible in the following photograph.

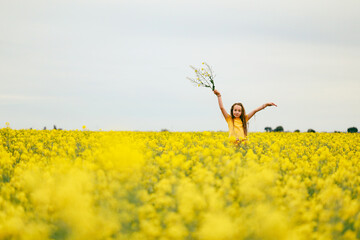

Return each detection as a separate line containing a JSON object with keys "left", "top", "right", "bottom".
{"left": 0, "top": 128, "right": 359, "bottom": 240}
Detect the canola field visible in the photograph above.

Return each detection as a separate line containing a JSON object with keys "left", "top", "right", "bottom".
{"left": 0, "top": 128, "right": 360, "bottom": 240}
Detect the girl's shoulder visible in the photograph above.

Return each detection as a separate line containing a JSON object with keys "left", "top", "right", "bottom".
{"left": 225, "top": 115, "right": 232, "bottom": 123}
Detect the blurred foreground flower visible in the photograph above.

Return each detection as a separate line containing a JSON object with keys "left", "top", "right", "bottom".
{"left": 187, "top": 62, "right": 216, "bottom": 91}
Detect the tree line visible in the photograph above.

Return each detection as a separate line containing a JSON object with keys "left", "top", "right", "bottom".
{"left": 264, "top": 126, "right": 358, "bottom": 133}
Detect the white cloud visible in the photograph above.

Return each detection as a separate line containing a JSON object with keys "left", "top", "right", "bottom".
{"left": 0, "top": 95, "right": 60, "bottom": 102}
{"left": 0, "top": 0, "right": 359, "bottom": 131}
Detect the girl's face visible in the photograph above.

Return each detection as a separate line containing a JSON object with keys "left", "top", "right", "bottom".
{"left": 233, "top": 105, "right": 242, "bottom": 118}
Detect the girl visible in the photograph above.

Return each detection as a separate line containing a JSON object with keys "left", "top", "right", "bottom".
{"left": 213, "top": 89, "right": 277, "bottom": 144}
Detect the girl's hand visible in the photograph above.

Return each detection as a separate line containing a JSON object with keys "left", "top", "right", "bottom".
{"left": 213, "top": 89, "right": 221, "bottom": 97}
{"left": 264, "top": 102, "right": 277, "bottom": 108}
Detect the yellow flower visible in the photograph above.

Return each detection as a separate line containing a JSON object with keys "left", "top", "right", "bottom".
{"left": 0, "top": 129, "right": 358, "bottom": 239}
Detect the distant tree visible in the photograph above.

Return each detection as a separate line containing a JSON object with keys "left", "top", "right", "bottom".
{"left": 273, "top": 126, "right": 284, "bottom": 132}
{"left": 43, "top": 126, "right": 47, "bottom": 130}
{"left": 347, "top": 127, "right": 358, "bottom": 133}
{"left": 264, "top": 127, "right": 272, "bottom": 132}
{"left": 161, "top": 129, "right": 170, "bottom": 132}
{"left": 294, "top": 129, "right": 300, "bottom": 132}
{"left": 307, "top": 129, "right": 316, "bottom": 133}
{"left": 53, "top": 125, "right": 57, "bottom": 130}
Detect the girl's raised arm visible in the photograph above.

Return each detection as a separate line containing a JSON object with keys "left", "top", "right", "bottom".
{"left": 247, "top": 102, "right": 277, "bottom": 120}
{"left": 213, "top": 90, "right": 230, "bottom": 119}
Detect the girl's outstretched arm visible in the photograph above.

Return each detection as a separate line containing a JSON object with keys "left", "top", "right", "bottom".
{"left": 247, "top": 102, "right": 277, "bottom": 120}
{"left": 213, "top": 90, "right": 230, "bottom": 119}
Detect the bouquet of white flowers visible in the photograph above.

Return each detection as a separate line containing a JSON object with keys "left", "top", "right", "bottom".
{"left": 187, "top": 62, "right": 215, "bottom": 91}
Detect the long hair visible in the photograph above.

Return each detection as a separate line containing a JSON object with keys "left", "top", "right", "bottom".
{"left": 230, "top": 103, "right": 248, "bottom": 136}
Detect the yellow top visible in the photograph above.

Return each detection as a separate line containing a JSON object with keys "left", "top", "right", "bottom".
{"left": 225, "top": 115, "right": 248, "bottom": 140}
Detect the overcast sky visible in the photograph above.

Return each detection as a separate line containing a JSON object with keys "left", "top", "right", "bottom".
{"left": 1, "top": 0, "right": 359, "bottom": 132}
